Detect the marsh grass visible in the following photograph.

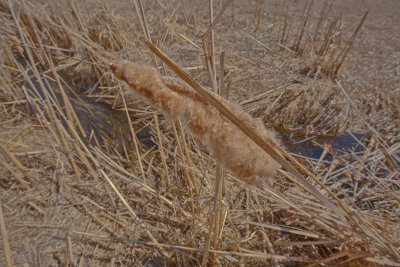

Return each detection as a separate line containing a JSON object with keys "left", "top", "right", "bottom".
{"left": 273, "top": 0, "right": 368, "bottom": 80}
{"left": 0, "top": 0, "right": 399, "bottom": 266}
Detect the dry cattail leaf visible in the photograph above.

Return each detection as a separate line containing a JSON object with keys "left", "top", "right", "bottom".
{"left": 110, "top": 61, "right": 281, "bottom": 185}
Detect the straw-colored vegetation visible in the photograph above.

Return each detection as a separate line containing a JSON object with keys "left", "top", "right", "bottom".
{"left": 0, "top": 0, "right": 399, "bottom": 266}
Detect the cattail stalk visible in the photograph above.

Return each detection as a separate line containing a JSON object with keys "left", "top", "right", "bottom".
{"left": 110, "top": 61, "right": 280, "bottom": 185}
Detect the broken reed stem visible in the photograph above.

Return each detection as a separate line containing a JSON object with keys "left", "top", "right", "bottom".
{"left": 0, "top": 143, "right": 37, "bottom": 184}
{"left": 67, "top": 236, "right": 74, "bottom": 266}
{"left": 120, "top": 86, "right": 146, "bottom": 179}
{"left": 273, "top": 0, "right": 279, "bottom": 27}
{"left": 0, "top": 200, "right": 12, "bottom": 267}
{"left": 219, "top": 51, "right": 225, "bottom": 96}
{"left": 202, "top": 38, "right": 218, "bottom": 92}
{"left": 207, "top": 0, "right": 217, "bottom": 90}
{"left": 203, "top": 0, "right": 234, "bottom": 37}
{"left": 213, "top": 165, "right": 224, "bottom": 248}
{"left": 154, "top": 113, "right": 171, "bottom": 187}
{"left": 253, "top": 0, "right": 263, "bottom": 32}
{"left": 179, "top": 33, "right": 204, "bottom": 53}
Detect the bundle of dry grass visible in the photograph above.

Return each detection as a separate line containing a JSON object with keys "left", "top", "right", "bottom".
{"left": 0, "top": 0, "right": 399, "bottom": 266}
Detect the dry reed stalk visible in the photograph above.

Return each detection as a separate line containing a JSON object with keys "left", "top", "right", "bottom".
{"left": 253, "top": 0, "right": 263, "bottom": 31}
{"left": 203, "top": 0, "right": 234, "bottom": 37}
{"left": 246, "top": 33, "right": 272, "bottom": 53}
{"left": 202, "top": 38, "right": 218, "bottom": 92}
{"left": 132, "top": 0, "right": 158, "bottom": 68}
{"left": 333, "top": 11, "right": 368, "bottom": 77}
{"left": 201, "top": 211, "right": 216, "bottom": 267}
{"left": 171, "top": 122, "right": 199, "bottom": 195}
{"left": 292, "top": 0, "right": 312, "bottom": 52}
{"left": 312, "top": 0, "right": 332, "bottom": 44}
{"left": 120, "top": 86, "right": 146, "bottom": 179}
{"left": 179, "top": 33, "right": 204, "bottom": 52}
{"left": 212, "top": 165, "right": 224, "bottom": 244}
{"left": 177, "top": 121, "right": 199, "bottom": 193}
{"left": 0, "top": 158, "right": 31, "bottom": 190}
{"left": 212, "top": 52, "right": 228, "bottom": 261}
{"left": 110, "top": 61, "right": 281, "bottom": 185}
{"left": 154, "top": 113, "right": 171, "bottom": 187}
{"left": 67, "top": 235, "right": 74, "bottom": 266}
{"left": 0, "top": 69, "right": 18, "bottom": 101}
{"left": 202, "top": 49, "right": 227, "bottom": 266}
{"left": 0, "top": 200, "right": 12, "bottom": 267}
{"left": 0, "top": 143, "right": 37, "bottom": 184}
{"left": 271, "top": 0, "right": 367, "bottom": 79}
{"left": 207, "top": 0, "right": 217, "bottom": 89}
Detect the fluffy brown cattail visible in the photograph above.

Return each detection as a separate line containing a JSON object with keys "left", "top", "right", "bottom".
{"left": 110, "top": 61, "right": 280, "bottom": 185}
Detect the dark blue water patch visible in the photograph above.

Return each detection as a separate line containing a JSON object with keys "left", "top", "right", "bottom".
{"left": 23, "top": 77, "right": 155, "bottom": 151}
{"left": 25, "top": 79, "right": 52, "bottom": 101}
{"left": 279, "top": 132, "right": 365, "bottom": 161}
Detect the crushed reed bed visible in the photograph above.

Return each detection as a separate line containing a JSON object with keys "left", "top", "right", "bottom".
{"left": 0, "top": 0, "right": 399, "bottom": 266}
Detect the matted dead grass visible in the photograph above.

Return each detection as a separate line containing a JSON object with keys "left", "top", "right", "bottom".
{"left": 0, "top": 0, "right": 399, "bottom": 266}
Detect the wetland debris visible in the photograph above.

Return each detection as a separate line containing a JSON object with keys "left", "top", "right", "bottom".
{"left": 0, "top": 0, "right": 399, "bottom": 265}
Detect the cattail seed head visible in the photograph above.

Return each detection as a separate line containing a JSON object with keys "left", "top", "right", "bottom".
{"left": 111, "top": 60, "right": 281, "bottom": 185}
